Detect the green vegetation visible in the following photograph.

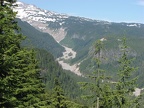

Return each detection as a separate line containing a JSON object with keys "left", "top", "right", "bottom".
{"left": 0, "top": 1, "right": 49, "bottom": 107}
{"left": 0, "top": 0, "right": 144, "bottom": 107}
{"left": 17, "top": 18, "right": 65, "bottom": 58}
{"left": 36, "top": 49, "right": 85, "bottom": 99}
{"left": 60, "top": 18, "right": 144, "bottom": 62}
{"left": 79, "top": 40, "right": 113, "bottom": 108}
{"left": 79, "top": 38, "right": 142, "bottom": 108}
{"left": 78, "top": 36, "right": 144, "bottom": 87}
{"left": 0, "top": 1, "right": 85, "bottom": 107}
{"left": 59, "top": 17, "right": 144, "bottom": 87}
{"left": 113, "top": 38, "right": 140, "bottom": 107}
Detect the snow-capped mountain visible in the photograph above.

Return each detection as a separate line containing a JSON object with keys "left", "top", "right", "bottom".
{"left": 14, "top": 1, "right": 111, "bottom": 42}
{"left": 15, "top": 2, "right": 69, "bottom": 23}
{"left": 14, "top": 1, "right": 143, "bottom": 43}
{"left": 14, "top": 1, "right": 71, "bottom": 42}
{"left": 14, "top": 1, "right": 144, "bottom": 84}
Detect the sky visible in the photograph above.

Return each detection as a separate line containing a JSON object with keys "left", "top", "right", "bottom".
{"left": 19, "top": 0, "right": 144, "bottom": 24}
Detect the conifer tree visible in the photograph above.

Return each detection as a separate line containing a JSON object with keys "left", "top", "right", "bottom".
{"left": 79, "top": 40, "right": 113, "bottom": 108}
{"left": 50, "top": 78, "right": 87, "bottom": 108}
{"left": 51, "top": 78, "right": 67, "bottom": 108}
{"left": 0, "top": 0, "right": 50, "bottom": 107}
{"left": 113, "top": 38, "right": 140, "bottom": 108}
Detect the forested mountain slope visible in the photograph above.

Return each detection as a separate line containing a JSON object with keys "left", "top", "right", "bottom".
{"left": 1, "top": 0, "right": 144, "bottom": 107}
{"left": 15, "top": 1, "right": 144, "bottom": 88}
{"left": 35, "top": 49, "right": 86, "bottom": 99}
{"left": 17, "top": 19, "right": 65, "bottom": 58}
{"left": 16, "top": 18, "right": 86, "bottom": 100}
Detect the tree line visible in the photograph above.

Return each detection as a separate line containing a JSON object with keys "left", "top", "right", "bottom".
{"left": 0, "top": 0, "right": 143, "bottom": 108}
{"left": 0, "top": 1, "right": 85, "bottom": 107}
{"left": 79, "top": 39, "right": 142, "bottom": 107}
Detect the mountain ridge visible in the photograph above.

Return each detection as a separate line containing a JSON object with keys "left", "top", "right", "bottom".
{"left": 15, "top": 1, "right": 143, "bottom": 43}
{"left": 15, "top": 1, "right": 144, "bottom": 87}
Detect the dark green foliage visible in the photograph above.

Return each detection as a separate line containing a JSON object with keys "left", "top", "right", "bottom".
{"left": 58, "top": 16, "right": 144, "bottom": 87}
{"left": 36, "top": 49, "right": 85, "bottom": 99}
{"left": 17, "top": 18, "right": 65, "bottom": 58}
{"left": 79, "top": 40, "right": 113, "bottom": 108}
{"left": 51, "top": 78, "right": 67, "bottom": 108}
{"left": 49, "top": 78, "right": 87, "bottom": 108}
{"left": 0, "top": 1, "right": 50, "bottom": 107}
{"left": 60, "top": 17, "right": 144, "bottom": 66}
{"left": 0, "top": 0, "right": 20, "bottom": 106}
{"left": 17, "top": 6, "right": 144, "bottom": 87}
{"left": 80, "top": 38, "right": 142, "bottom": 107}
{"left": 1, "top": 0, "right": 143, "bottom": 107}
{"left": 12, "top": 50, "right": 50, "bottom": 107}
{"left": 77, "top": 36, "right": 144, "bottom": 87}
{"left": 113, "top": 38, "right": 141, "bottom": 108}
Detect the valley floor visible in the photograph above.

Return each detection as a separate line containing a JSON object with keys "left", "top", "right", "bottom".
{"left": 57, "top": 45, "right": 82, "bottom": 76}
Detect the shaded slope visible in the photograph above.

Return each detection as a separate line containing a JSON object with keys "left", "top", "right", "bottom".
{"left": 35, "top": 49, "right": 87, "bottom": 100}
{"left": 17, "top": 19, "right": 65, "bottom": 58}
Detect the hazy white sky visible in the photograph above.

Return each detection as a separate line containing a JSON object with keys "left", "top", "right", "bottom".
{"left": 19, "top": 0, "right": 144, "bottom": 24}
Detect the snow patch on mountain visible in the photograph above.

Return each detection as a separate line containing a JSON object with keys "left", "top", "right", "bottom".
{"left": 13, "top": 1, "right": 71, "bottom": 42}
{"left": 127, "top": 23, "right": 141, "bottom": 27}
{"left": 120, "top": 23, "right": 141, "bottom": 28}
{"left": 14, "top": 1, "right": 143, "bottom": 76}
{"left": 14, "top": 1, "right": 112, "bottom": 29}
{"left": 14, "top": 1, "right": 69, "bottom": 23}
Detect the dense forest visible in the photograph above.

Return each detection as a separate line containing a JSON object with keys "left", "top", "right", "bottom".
{"left": 0, "top": 0, "right": 144, "bottom": 108}
{"left": 17, "top": 18, "right": 65, "bottom": 58}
